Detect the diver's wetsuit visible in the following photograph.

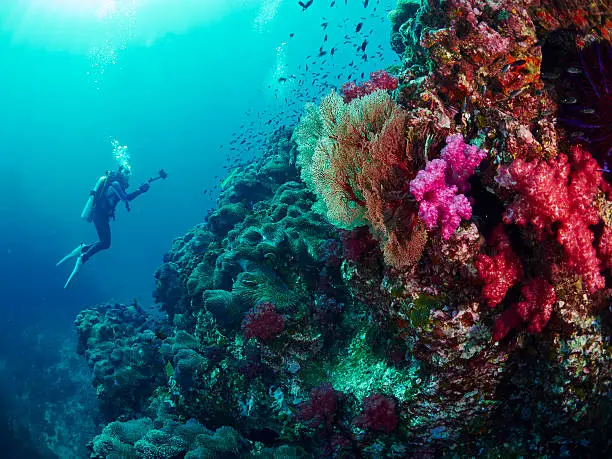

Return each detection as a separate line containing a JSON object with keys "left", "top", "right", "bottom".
{"left": 81, "top": 177, "right": 145, "bottom": 263}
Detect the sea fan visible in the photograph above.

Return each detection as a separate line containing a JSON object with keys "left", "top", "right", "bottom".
{"left": 559, "top": 39, "right": 612, "bottom": 181}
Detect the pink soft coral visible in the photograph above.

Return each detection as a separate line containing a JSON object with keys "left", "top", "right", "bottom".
{"left": 410, "top": 135, "right": 486, "bottom": 239}
{"left": 441, "top": 134, "right": 488, "bottom": 192}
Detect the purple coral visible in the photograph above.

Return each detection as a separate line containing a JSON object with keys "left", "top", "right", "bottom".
{"left": 410, "top": 135, "right": 486, "bottom": 239}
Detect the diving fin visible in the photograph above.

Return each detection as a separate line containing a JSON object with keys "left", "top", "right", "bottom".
{"left": 64, "top": 255, "right": 84, "bottom": 289}
{"left": 57, "top": 243, "right": 86, "bottom": 266}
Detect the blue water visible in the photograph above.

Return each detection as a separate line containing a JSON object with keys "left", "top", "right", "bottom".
{"left": 0, "top": 1, "right": 396, "bottom": 455}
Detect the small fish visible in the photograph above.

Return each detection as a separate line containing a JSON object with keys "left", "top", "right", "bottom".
{"left": 324, "top": 34, "right": 328, "bottom": 42}
{"left": 541, "top": 72, "right": 560, "bottom": 80}
{"left": 356, "top": 22, "right": 363, "bottom": 32}
{"left": 278, "top": 77, "right": 287, "bottom": 83}
{"left": 360, "top": 39, "right": 368, "bottom": 51}
{"left": 330, "top": 1, "right": 335, "bottom": 5}
{"left": 508, "top": 87, "right": 526, "bottom": 98}
{"left": 562, "top": 96, "right": 577, "bottom": 104}
{"left": 331, "top": 47, "right": 336, "bottom": 55}
{"left": 289, "top": 33, "right": 295, "bottom": 38}
{"left": 512, "top": 59, "right": 527, "bottom": 67}
{"left": 321, "top": 22, "right": 329, "bottom": 30}
{"left": 364, "top": 0, "right": 369, "bottom": 7}
{"left": 298, "top": 0, "right": 314, "bottom": 11}
{"left": 567, "top": 67, "right": 582, "bottom": 74}
{"left": 580, "top": 108, "right": 596, "bottom": 114}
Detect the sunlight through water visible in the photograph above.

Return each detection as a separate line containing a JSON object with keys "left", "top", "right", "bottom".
{"left": 87, "top": 0, "right": 137, "bottom": 90}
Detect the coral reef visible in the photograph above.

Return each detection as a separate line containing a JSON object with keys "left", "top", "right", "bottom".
{"left": 75, "top": 302, "right": 165, "bottom": 421}
{"left": 75, "top": 2, "right": 612, "bottom": 457}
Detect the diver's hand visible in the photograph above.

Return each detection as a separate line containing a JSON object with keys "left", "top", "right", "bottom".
{"left": 138, "top": 183, "right": 150, "bottom": 193}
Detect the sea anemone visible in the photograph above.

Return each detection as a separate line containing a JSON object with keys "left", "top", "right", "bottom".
{"left": 558, "top": 39, "right": 612, "bottom": 180}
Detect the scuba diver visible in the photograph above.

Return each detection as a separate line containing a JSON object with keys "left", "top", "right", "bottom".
{"left": 57, "top": 166, "right": 167, "bottom": 289}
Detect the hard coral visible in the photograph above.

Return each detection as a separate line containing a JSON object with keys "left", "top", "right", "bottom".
{"left": 530, "top": 0, "right": 612, "bottom": 40}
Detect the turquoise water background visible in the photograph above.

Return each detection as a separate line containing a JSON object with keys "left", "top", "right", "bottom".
{"left": 0, "top": 1, "right": 396, "bottom": 455}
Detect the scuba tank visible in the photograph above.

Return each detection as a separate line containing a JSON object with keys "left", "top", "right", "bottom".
{"left": 81, "top": 175, "right": 108, "bottom": 222}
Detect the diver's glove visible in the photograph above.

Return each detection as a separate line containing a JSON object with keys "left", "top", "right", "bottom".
{"left": 138, "top": 183, "right": 150, "bottom": 193}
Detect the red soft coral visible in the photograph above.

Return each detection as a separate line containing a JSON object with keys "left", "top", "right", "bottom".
{"left": 475, "top": 225, "right": 524, "bottom": 308}
{"left": 500, "top": 145, "right": 605, "bottom": 292}
{"left": 241, "top": 302, "right": 285, "bottom": 343}
{"left": 297, "top": 383, "right": 341, "bottom": 428}
{"left": 598, "top": 224, "right": 612, "bottom": 271}
{"left": 493, "top": 278, "right": 556, "bottom": 341}
{"left": 341, "top": 70, "right": 398, "bottom": 103}
{"left": 354, "top": 393, "right": 398, "bottom": 433}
